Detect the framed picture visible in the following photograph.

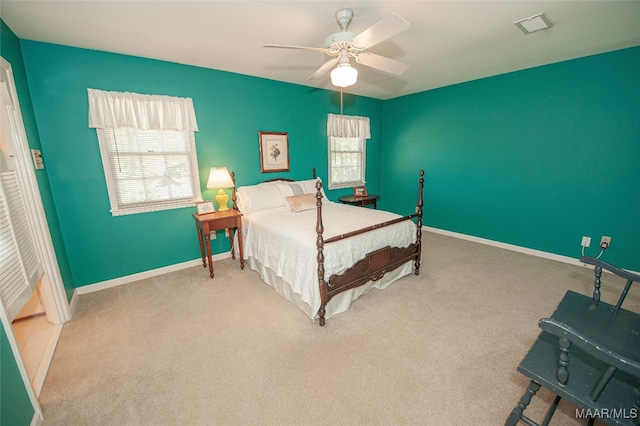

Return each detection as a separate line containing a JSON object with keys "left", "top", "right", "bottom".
{"left": 353, "top": 186, "right": 368, "bottom": 197}
{"left": 196, "top": 201, "right": 215, "bottom": 215}
{"left": 258, "top": 131, "right": 289, "bottom": 173}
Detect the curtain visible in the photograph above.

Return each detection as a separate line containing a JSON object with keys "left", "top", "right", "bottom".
{"left": 327, "top": 113, "right": 371, "bottom": 139}
{"left": 88, "top": 89, "right": 198, "bottom": 131}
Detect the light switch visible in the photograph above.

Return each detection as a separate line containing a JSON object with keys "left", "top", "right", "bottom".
{"left": 31, "top": 149, "right": 44, "bottom": 169}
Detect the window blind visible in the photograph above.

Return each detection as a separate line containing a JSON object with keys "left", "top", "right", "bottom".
{"left": 329, "top": 136, "right": 365, "bottom": 187}
{"left": 98, "top": 128, "right": 196, "bottom": 210}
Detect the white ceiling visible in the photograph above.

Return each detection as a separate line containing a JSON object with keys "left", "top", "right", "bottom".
{"left": 2, "top": 1, "right": 639, "bottom": 100}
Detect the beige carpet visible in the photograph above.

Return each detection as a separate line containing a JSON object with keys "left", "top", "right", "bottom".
{"left": 39, "top": 232, "right": 635, "bottom": 425}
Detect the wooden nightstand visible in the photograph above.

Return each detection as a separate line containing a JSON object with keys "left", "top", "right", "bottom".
{"left": 192, "top": 209, "right": 244, "bottom": 278}
{"left": 338, "top": 194, "right": 380, "bottom": 209}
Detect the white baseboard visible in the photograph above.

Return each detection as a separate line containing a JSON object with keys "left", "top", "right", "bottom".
{"left": 425, "top": 226, "right": 640, "bottom": 277}
{"left": 70, "top": 229, "right": 633, "bottom": 297}
{"left": 69, "top": 290, "right": 79, "bottom": 316}
{"left": 75, "top": 253, "right": 231, "bottom": 295}
{"left": 32, "top": 324, "right": 62, "bottom": 396}
{"left": 424, "top": 226, "right": 587, "bottom": 267}
{"left": 31, "top": 410, "right": 42, "bottom": 426}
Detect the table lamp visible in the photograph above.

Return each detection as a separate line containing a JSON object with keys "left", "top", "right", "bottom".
{"left": 206, "top": 166, "right": 234, "bottom": 211}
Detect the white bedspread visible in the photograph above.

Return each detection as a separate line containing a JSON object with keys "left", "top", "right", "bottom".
{"left": 241, "top": 201, "right": 416, "bottom": 320}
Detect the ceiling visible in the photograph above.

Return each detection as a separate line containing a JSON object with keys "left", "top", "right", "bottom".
{"left": 2, "top": 1, "right": 639, "bottom": 100}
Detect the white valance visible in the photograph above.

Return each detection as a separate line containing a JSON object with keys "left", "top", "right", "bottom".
{"left": 327, "top": 113, "right": 370, "bottom": 139}
{"left": 88, "top": 89, "right": 198, "bottom": 131}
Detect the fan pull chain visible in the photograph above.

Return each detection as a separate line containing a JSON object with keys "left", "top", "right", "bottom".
{"left": 340, "top": 87, "right": 344, "bottom": 115}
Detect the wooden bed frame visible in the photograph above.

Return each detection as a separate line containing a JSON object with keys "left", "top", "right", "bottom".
{"left": 231, "top": 169, "right": 424, "bottom": 326}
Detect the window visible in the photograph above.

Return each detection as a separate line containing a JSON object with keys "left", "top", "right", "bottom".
{"left": 96, "top": 128, "right": 200, "bottom": 215}
{"left": 326, "top": 113, "right": 370, "bottom": 189}
{"left": 88, "top": 89, "right": 201, "bottom": 216}
{"left": 328, "top": 136, "right": 366, "bottom": 189}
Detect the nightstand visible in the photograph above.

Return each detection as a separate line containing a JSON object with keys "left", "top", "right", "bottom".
{"left": 338, "top": 194, "right": 380, "bottom": 209}
{"left": 192, "top": 209, "right": 244, "bottom": 278}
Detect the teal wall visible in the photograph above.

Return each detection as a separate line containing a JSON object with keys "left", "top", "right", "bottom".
{"left": 19, "top": 40, "right": 383, "bottom": 287}
{"left": 1, "top": 325, "right": 34, "bottom": 426}
{"left": 382, "top": 47, "right": 640, "bottom": 271}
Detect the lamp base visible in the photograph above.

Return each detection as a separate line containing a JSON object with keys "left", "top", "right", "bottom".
{"left": 215, "top": 189, "right": 229, "bottom": 211}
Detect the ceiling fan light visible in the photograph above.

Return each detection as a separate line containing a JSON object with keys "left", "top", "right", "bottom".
{"left": 330, "top": 64, "right": 358, "bottom": 87}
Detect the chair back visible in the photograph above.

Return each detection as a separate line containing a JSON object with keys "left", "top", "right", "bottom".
{"left": 580, "top": 256, "right": 640, "bottom": 312}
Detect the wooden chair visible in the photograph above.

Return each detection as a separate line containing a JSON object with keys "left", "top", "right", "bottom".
{"left": 506, "top": 256, "right": 640, "bottom": 426}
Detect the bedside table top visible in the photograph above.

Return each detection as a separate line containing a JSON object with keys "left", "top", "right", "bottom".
{"left": 192, "top": 209, "right": 242, "bottom": 221}
{"left": 338, "top": 194, "right": 379, "bottom": 203}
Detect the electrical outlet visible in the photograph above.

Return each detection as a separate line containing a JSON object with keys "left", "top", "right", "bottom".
{"left": 600, "top": 236, "right": 611, "bottom": 249}
{"left": 209, "top": 231, "right": 216, "bottom": 240}
{"left": 581, "top": 236, "right": 591, "bottom": 247}
{"left": 225, "top": 228, "right": 229, "bottom": 237}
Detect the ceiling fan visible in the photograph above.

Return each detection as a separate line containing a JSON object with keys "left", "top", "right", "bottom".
{"left": 264, "top": 8, "right": 411, "bottom": 88}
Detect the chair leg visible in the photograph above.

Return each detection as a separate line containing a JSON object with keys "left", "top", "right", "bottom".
{"left": 540, "top": 395, "right": 561, "bottom": 426}
{"left": 506, "top": 380, "right": 541, "bottom": 426}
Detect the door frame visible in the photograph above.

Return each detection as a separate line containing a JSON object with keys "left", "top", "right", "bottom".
{"left": 1, "top": 56, "right": 71, "bottom": 421}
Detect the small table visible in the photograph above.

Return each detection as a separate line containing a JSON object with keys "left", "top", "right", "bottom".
{"left": 192, "top": 210, "right": 244, "bottom": 278}
{"left": 338, "top": 194, "right": 380, "bottom": 209}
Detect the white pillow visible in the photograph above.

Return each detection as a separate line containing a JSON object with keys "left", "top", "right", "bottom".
{"left": 236, "top": 178, "right": 326, "bottom": 214}
{"left": 275, "top": 183, "right": 294, "bottom": 199}
{"left": 280, "top": 179, "right": 326, "bottom": 198}
{"left": 236, "top": 183, "right": 286, "bottom": 214}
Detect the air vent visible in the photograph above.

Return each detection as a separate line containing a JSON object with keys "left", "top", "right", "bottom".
{"left": 515, "top": 13, "right": 553, "bottom": 34}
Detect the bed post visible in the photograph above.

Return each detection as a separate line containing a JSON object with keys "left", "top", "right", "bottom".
{"left": 230, "top": 171, "right": 238, "bottom": 211}
{"left": 315, "top": 179, "right": 327, "bottom": 326}
{"left": 415, "top": 170, "right": 424, "bottom": 275}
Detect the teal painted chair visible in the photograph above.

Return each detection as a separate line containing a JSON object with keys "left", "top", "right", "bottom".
{"left": 506, "top": 256, "right": 640, "bottom": 426}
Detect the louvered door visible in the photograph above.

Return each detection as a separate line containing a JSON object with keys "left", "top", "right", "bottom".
{"left": 0, "top": 78, "right": 43, "bottom": 321}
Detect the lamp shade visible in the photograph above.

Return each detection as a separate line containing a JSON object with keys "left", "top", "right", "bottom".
{"left": 206, "top": 166, "right": 234, "bottom": 189}
{"left": 330, "top": 64, "right": 358, "bottom": 88}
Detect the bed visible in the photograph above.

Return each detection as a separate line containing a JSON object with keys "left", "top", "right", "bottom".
{"left": 233, "top": 169, "right": 424, "bottom": 326}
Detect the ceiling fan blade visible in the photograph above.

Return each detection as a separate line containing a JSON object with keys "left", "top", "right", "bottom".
{"left": 264, "top": 44, "right": 329, "bottom": 54}
{"left": 350, "top": 13, "right": 410, "bottom": 50}
{"left": 307, "top": 57, "right": 340, "bottom": 80}
{"left": 354, "top": 52, "right": 410, "bottom": 75}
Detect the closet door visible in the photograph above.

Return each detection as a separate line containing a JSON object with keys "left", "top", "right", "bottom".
{"left": 0, "top": 79, "right": 43, "bottom": 321}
